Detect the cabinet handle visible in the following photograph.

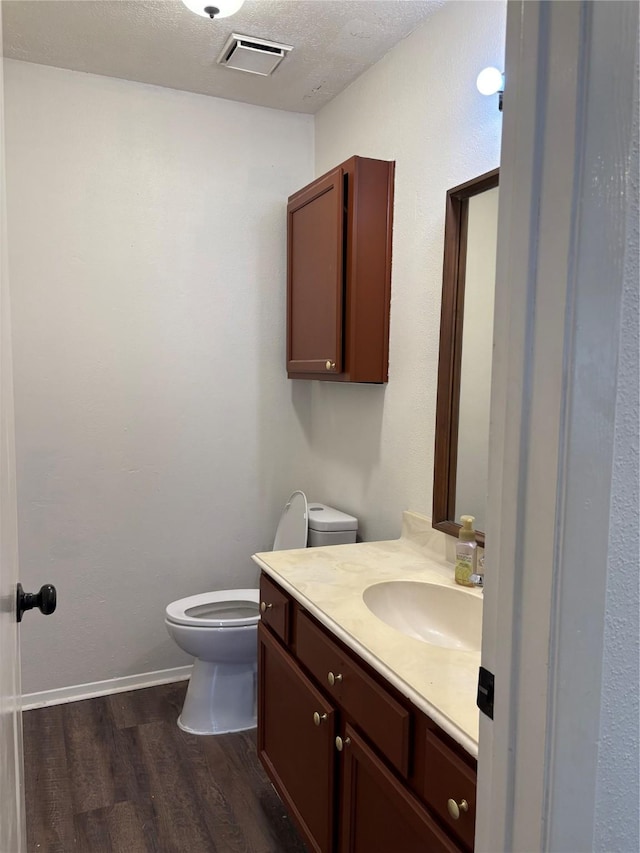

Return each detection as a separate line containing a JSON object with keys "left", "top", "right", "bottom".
{"left": 259, "top": 601, "right": 273, "bottom": 614}
{"left": 327, "top": 671, "right": 343, "bottom": 686}
{"left": 313, "top": 711, "right": 328, "bottom": 727}
{"left": 325, "top": 360, "right": 336, "bottom": 370}
{"left": 335, "top": 736, "right": 351, "bottom": 751}
{"left": 446, "top": 798, "right": 469, "bottom": 820}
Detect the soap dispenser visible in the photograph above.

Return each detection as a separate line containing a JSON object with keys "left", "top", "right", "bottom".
{"left": 455, "top": 515, "right": 477, "bottom": 587}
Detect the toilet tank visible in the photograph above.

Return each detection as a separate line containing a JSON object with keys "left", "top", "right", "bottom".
{"left": 307, "top": 504, "right": 358, "bottom": 547}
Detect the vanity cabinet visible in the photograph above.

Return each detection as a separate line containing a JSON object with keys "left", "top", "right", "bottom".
{"left": 286, "top": 156, "right": 394, "bottom": 383}
{"left": 257, "top": 572, "right": 477, "bottom": 853}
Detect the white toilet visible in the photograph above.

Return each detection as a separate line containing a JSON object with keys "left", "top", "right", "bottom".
{"left": 165, "top": 491, "right": 358, "bottom": 735}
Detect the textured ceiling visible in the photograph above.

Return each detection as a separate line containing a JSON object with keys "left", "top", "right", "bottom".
{"left": 2, "top": 0, "right": 445, "bottom": 113}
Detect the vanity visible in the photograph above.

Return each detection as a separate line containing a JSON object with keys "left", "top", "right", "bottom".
{"left": 252, "top": 512, "right": 481, "bottom": 853}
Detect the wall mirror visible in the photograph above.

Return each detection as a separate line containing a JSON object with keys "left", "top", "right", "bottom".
{"left": 432, "top": 168, "right": 499, "bottom": 546}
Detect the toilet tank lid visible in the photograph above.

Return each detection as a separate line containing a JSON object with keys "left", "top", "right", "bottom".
{"left": 307, "top": 503, "right": 358, "bottom": 532}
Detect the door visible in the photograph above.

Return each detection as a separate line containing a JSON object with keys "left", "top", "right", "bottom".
{"left": 0, "top": 2, "right": 26, "bottom": 844}
{"left": 477, "top": 2, "right": 638, "bottom": 851}
{"left": 287, "top": 167, "right": 344, "bottom": 376}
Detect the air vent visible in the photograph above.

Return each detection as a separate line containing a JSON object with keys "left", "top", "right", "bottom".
{"left": 217, "top": 33, "right": 293, "bottom": 76}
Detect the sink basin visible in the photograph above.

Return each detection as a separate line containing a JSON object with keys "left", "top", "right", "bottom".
{"left": 362, "top": 581, "right": 482, "bottom": 652}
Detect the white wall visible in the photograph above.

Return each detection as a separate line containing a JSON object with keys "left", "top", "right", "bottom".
{"left": 4, "top": 61, "right": 314, "bottom": 694}
{"left": 310, "top": 1, "right": 506, "bottom": 541}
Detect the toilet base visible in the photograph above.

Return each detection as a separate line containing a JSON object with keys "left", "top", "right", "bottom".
{"left": 177, "top": 658, "right": 257, "bottom": 736}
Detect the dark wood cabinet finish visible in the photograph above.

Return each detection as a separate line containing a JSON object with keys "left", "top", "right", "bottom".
{"left": 258, "top": 623, "right": 336, "bottom": 853}
{"left": 259, "top": 573, "right": 292, "bottom": 645}
{"left": 422, "top": 729, "right": 477, "bottom": 850}
{"left": 338, "top": 725, "right": 459, "bottom": 853}
{"left": 296, "top": 609, "right": 410, "bottom": 777}
{"left": 287, "top": 167, "right": 345, "bottom": 376}
{"left": 257, "top": 572, "right": 477, "bottom": 853}
{"left": 286, "top": 156, "right": 395, "bottom": 383}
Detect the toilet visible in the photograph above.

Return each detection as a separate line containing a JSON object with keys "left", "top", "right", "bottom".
{"left": 165, "top": 491, "right": 358, "bottom": 735}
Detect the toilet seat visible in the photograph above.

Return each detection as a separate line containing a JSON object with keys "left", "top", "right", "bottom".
{"left": 164, "top": 493, "right": 308, "bottom": 632}
{"left": 165, "top": 588, "right": 260, "bottom": 628}
{"left": 272, "top": 490, "right": 308, "bottom": 550}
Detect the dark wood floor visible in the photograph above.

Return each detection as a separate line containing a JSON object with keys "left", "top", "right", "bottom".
{"left": 23, "top": 681, "right": 308, "bottom": 853}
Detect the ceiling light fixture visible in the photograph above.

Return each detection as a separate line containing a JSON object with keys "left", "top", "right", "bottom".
{"left": 181, "top": 0, "right": 245, "bottom": 20}
{"left": 476, "top": 67, "right": 505, "bottom": 111}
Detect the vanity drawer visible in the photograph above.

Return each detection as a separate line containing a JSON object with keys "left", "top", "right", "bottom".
{"left": 259, "top": 574, "right": 291, "bottom": 646}
{"left": 296, "top": 609, "right": 410, "bottom": 777}
{"left": 423, "top": 730, "right": 476, "bottom": 850}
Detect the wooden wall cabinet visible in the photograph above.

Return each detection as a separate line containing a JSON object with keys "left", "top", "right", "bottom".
{"left": 286, "top": 156, "right": 395, "bottom": 383}
{"left": 257, "top": 573, "right": 477, "bottom": 853}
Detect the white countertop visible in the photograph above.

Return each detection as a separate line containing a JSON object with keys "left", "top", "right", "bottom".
{"left": 252, "top": 510, "right": 481, "bottom": 757}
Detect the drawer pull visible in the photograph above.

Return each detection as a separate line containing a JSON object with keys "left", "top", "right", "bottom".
{"left": 335, "top": 736, "right": 351, "bottom": 751}
{"left": 447, "top": 798, "right": 469, "bottom": 821}
{"left": 313, "top": 711, "right": 328, "bottom": 727}
{"left": 327, "top": 671, "right": 343, "bottom": 686}
{"left": 259, "top": 601, "right": 273, "bottom": 614}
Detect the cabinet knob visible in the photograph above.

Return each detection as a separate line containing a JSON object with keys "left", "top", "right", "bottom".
{"left": 325, "top": 360, "right": 336, "bottom": 370}
{"left": 259, "top": 601, "right": 273, "bottom": 614}
{"left": 335, "top": 736, "right": 351, "bottom": 751}
{"left": 313, "top": 711, "right": 328, "bottom": 727}
{"left": 446, "top": 798, "right": 469, "bottom": 821}
{"left": 327, "top": 671, "right": 343, "bottom": 687}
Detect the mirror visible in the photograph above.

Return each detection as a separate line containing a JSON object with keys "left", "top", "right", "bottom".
{"left": 432, "top": 168, "right": 499, "bottom": 545}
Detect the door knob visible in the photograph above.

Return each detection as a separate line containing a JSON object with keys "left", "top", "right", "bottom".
{"left": 16, "top": 583, "right": 57, "bottom": 622}
{"left": 446, "top": 798, "right": 469, "bottom": 820}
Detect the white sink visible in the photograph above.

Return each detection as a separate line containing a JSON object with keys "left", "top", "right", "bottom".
{"left": 362, "top": 580, "right": 482, "bottom": 652}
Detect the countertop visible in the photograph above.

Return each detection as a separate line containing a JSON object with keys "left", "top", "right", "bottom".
{"left": 252, "top": 510, "right": 481, "bottom": 757}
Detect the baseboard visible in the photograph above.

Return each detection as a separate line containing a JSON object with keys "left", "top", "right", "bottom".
{"left": 21, "top": 664, "right": 193, "bottom": 711}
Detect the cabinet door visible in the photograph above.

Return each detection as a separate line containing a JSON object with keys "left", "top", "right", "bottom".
{"left": 296, "top": 610, "right": 410, "bottom": 777}
{"left": 287, "top": 167, "right": 344, "bottom": 376}
{"left": 257, "top": 623, "right": 337, "bottom": 853}
{"left": 338, "top": 725, "right": 461, "bottom": 853}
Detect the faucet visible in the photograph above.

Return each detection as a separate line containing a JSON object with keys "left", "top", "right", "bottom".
{"left": 470, "top": 572, "right": 484, "bottom": 592}
{"left": 470, "top": 552, "right": 485, "bottom": 592}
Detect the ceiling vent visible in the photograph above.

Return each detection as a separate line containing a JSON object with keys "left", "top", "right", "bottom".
{"left": 217, "top": 33, "right": 293, "bottom": 77}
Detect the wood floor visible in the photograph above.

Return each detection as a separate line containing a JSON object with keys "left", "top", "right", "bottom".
{"left": 23, "top": 682, "right": 308, "bottom": 853}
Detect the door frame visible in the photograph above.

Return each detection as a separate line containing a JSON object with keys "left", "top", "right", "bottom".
{"left": 477, "top": 2, "right": 638, "bottom": 850}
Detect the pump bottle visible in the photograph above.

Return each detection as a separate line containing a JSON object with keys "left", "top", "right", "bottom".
{"left": 455, "top": 515, "right": 477, "bottom": 587}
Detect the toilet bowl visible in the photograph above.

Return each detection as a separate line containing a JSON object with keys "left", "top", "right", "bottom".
{"left": 165, "top": 589, "right": 260, "bottom": 735}
{"left": 165, "top": 492, "right": 357, "bottom": 735}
